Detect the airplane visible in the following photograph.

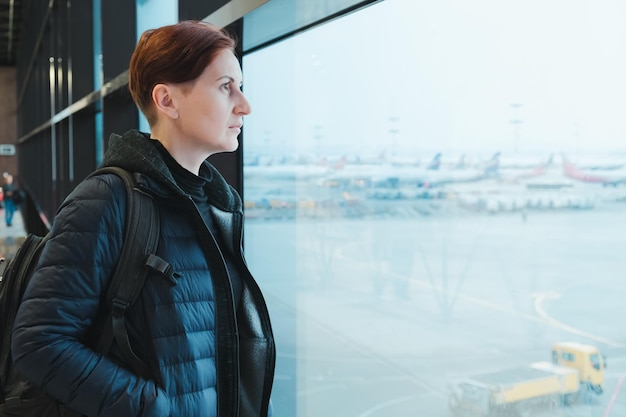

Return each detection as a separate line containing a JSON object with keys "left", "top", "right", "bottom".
{"left": 561, "top": 155, "right": 626, "bottom": 171}
{"left": 244, "top": 156, "right": 336, "bottom": 180}
{"left": 245, "top": 164, "right": 333, "bottom": 180}
{"left": 318, "top": 153, "right": 496, "bottom": 189}
{"left": 494, "top": 153, "right": 554, "bottom": 184}
{"left": 562, "top": 155, "right": 626, "bottom": 186}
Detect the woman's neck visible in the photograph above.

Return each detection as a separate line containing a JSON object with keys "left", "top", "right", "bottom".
{"left": 150, "top": 126, "right": 207, "bottom": 174}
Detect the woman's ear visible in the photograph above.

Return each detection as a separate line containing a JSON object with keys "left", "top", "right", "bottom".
{"left": 152, "top": 84, "right": 179, "bottom": 119}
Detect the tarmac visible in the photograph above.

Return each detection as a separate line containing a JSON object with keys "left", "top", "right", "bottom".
{"left": 0, "top": 208, "right": 28, "bottom": 261}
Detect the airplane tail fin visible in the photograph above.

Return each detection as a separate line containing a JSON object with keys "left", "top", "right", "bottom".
{"left": 482, "top": 152, "right": 500, "bottom": 177}
{"left": 426, "top": 153, "right": 442, "bottom": 170}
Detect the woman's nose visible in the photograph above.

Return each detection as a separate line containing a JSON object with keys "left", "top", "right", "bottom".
{"left": 236, "top": 91, "right": 252, "bottom": 115}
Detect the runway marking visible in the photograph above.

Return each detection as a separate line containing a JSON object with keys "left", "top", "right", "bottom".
{"left": 357, "top": 395, "right": 416, "bottom": 417}
{"left": 265, "top": 293, "right": 449, "bottom": 399}
{"left": 533, "top": 291, "right": 624, "bottom": 347}
{"left": 603, "top": 375, "right": 623, "bottom": 417}
{"left": 372, "top": 270, "right": 626, "bottom": 348}
{"left": 335, "top": 238, "right": 626, "bottom": 349}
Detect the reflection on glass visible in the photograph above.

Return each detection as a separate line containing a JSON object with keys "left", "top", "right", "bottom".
{"left": 242, "top": 1, "right": 626, "bottom": 416}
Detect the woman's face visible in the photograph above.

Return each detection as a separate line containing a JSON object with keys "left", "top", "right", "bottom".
{"left": 172, "top": 48, "right": 251, "bottom": 156}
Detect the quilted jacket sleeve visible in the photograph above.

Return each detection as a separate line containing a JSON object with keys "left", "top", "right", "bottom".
{"left": 11, "top": 174, "right": 171, "bottom": 417}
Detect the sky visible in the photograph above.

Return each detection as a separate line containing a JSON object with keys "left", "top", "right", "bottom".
{"left": 243, "top": 0, "right": 626, "bottom": 159}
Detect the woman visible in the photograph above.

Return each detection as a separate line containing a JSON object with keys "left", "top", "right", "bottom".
{"left": 12, "top": 20, "right": 275, "bottom": 417}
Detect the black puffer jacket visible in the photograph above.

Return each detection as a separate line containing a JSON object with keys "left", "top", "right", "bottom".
{"left": 12, "top": 130, "right": 275, "bottom": 417}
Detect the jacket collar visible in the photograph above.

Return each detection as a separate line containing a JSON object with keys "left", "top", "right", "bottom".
{"left": 101, "top": 130, "right": 241, "bottom": 212}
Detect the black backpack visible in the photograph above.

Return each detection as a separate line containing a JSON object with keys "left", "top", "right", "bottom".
{"left": 0, "top": 166, "right": 166, "bottom": 416}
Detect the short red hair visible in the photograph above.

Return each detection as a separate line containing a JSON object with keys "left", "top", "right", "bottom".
{"left": 128, "top": 20, "right": 236, "bottom": 125}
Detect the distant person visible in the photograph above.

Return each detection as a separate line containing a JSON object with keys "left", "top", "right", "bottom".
{"left": 11, "top": 20, "right": 276, "bottom": 416}
{"left": 2, "top": 172, "right": 16, "bottom": 227}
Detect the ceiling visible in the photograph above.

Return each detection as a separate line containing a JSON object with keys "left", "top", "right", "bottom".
{"left": 0, "top": 0, "right": 21, "bottom": 66}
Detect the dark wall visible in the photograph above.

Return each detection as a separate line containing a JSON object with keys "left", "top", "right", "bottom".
{"left": 15, "top": 0, "right": 243, "bottom": 234}
{"left": 0, "top": 68, "right": 18, "bottom": 182}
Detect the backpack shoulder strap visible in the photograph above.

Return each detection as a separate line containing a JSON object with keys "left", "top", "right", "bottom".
{"left": 87, "top": 166, "right": 160, "bottom": 379}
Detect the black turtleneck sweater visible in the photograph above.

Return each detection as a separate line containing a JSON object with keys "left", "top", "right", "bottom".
{"left": 152, "top": 140, "right": 242, "bottom": 308}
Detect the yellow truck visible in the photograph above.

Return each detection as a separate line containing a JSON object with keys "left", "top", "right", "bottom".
{"left": 448, "top": 342, "right": 606, "bottom": 417}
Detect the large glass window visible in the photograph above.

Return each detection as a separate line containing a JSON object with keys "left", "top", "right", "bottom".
{"left": 135, "top": 0, "right": 179, "bottom": 132}
{"left": 243, "top": 1, "right": 626, "bottom": 416}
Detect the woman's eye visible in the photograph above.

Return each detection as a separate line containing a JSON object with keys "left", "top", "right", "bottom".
{"left": 221, "top": 82, "right": 243, "bottom": 94}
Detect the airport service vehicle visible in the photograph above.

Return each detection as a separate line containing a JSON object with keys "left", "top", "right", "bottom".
{"left": 448, "top": 342, "right": 605, "bottom": 417}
